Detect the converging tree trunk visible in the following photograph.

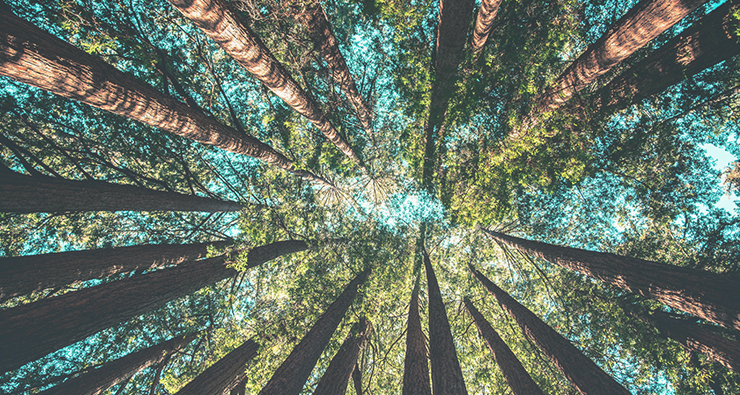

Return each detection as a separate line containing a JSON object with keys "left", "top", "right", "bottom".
{"left": 470, "top": 0, "right": 503, "bottom": 57}
{"left": 312, "top": 318, "right": 372, "bottom": 395}
{"left": 403, "top": 275, "right": 432, "bottom": 395}
{"left": 481, "top": 228, "right": 740, "bottom": 331}
{"left": 472, "top": 268, "right": 632, "bottom": 395}
{"left": 424, "top": 251, "right": 468, "bottom": 395}
{"left": 0, "top": 9, "right": 328, "bottom": 186}
{"left": 259, "top": 269, "right": 370, "bottom": 395}
{"left": 167, "top": 0, "right": 364, "bottom": 169}
{"left": 39, "top": 333, "right": 196, "bottom": 395}
{"left": 463, "top": 298, "right": 544, "bottom": 395}
{"left": 0, "top": 240, "right": 309, "bottom": 374}
{"left": 0, "top": 240, "right": 231, "bottom": 302}
{"left": 176, "top": 338, "right": 259, "bottom": 395}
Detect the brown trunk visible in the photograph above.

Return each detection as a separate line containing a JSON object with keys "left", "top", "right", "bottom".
{"left": 39, "top": 333, "right": 196, "bottom": 395}
{"left": 402, "top": 277, "right": 431, "bottom": 395}
{"left": 175, "top": 338, "right": 259, "bottom": 395}
{"left": 534, "top": 0, "right": 708, "bottom": 113}
{"left": 472, "top": 269, "right": 630, "bottom": 395}
{"left": 312, "top": 318, "right": 372, "bottom": 395}
{"left": 247, "top": 240, "right": 309, "bottom": 266}
{"left": 0, "top": 10, "right": 327, "bottom": 185}
{"left": 481, "top": 228, "right": 740, "bottom": 331}
{"left": 259, "top": 269, "right": 370, "bottom": 395}
{"left": 0, "top": 239, "right": 308, "bottom": 374}
{"left": 296, "top": 5, "right": 373, "bottom": 136}
{"left": 351, "top": 364, "right": 362, "bottom": 395}
{"left": 0, "top": 240, "right": 231, "bottom": 302}
{"left": 424, "top": 251, "right": 467, "bottom": 395}
{"left": 167, "top": 0, "right": 363, "bottom": 168}
{"left": 470, "top": 0, "right": 503, "bottom": 56}
{"left": 463, "top": 298, "right": 544, "bottom": 395}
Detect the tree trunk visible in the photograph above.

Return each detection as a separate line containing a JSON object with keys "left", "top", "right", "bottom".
{"left": 0, "top": 239, "right": 309, "bottom": 374}
{"left": 312, "top": 318, "right": 372, "bottom": 395}
{"left": 470, "top": 0, "right": 503, "bottom": 57}
{"left": 588, "top": 2, "right": 740, "bottom": 115}
{"left": 39, "top": 333, "right": 196, "bottom": 395}
{"left": 296, "top": 4, "right": 373, "bottom": 136}
{"left": 481, "top": 228, "right": 740, "bottom": 331}
{"left": 259, "top": 269, "right": 370, "bottom": 395}
{"left": 463, "top": 298, "right": 544, "bottom": 395}
{"left": 424, "top": 251, "right": 467, "bottom": 395}
{"left": 0, "top": 9, "right": 328, "bottom": 186}
{"left": 175, "top": 338, "right": 259, "bottom": 395}
{"left": 472, "top": 268, "right": 630, "bottom": 395}
{"left": 167, "top": 0, "right": 363, "bottom": 169}
{"left": 0, "top": 240, "right": 231, "bottom": 302}
{"left": 351, "top": 364, "right": 362, "bottom": 395}
{"left": 402, "top": 277, "right": 431, "bottom": 395}
{"left": 534, "top": 0, "right": 708, "bottom": 114}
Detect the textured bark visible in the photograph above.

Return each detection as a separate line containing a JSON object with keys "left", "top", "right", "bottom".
{"left": 0, "top": 240, "right": 230, "bottom": 302}
{"left": 247, "top": 240, "right": 309, "bottom": 267}
{"left": 534, "top": 0, "right": 708, "bottom": 113}
{"left": 481, "top": 228, "right": 740, "bottom": 331}
{"left": 296, "top": 5, "right": 373, "bottom": 135}
{"left": 470, "top": 0, "right": 503, "bottom": 56}
{"left": 424, "top": 252, "right": 467, "bottom": 395}
{"left": 402, "top": 278, "right": 431, "bottom": 395}
{"left": 0, "top": 10, "right": 327, "bottom": 185}
{"left": 312, "top": 318, "right": 371, "bottom": 395}
{"left": 167, "top": 0, "right": 363, "bottom": 168}
{"left": 472, "top": 269, "right": 630, "bottom": 395}
{"left": 351, "top": 364, "right": 362, "bottom": 395}
{"left": 464, "top": 298, "right": 544, "bottom": 395}
{"left": 176, "top": 338, "right": 259, "bottom": 395}
{"left": 39, "top": 334, "right": 196, "bottom": 395}
{"left": 259, "top": 269, "right": 370, "bottom": 395}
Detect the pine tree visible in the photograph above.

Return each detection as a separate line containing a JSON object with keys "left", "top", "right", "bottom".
{"left": 176, "top": 338, "right": 259, "bottom": 395}
{"left": 402, "top": 275, "right": 432, "bottom": 395}
{"left": 312, "top": 318, "right": 371, "bottom": 395}
{"left": 470, "top": 0, "right": 503, "bottom": 57}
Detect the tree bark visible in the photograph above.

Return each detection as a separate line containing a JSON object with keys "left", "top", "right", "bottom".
{"left": 472, "top": 268, "right": 631, "bottom": 395}
{"left": 481, "top": 228, "right": 740, "bottom": 331}
{"left": 424, "top": 251, "right": 467, "bottom": 395}
{"left": 534, "top": 0, "right": 708, "bottom": 114}
{"left": 312, "top": 318, "right": 371, "bottom": 395}
{"left": 0, "top": 239, "right": 309, "bottom": 374}
{"left": 0, "top": 240, "right": 231, "bottom": 302}
{"left": 175, "top": 338, "right": 259, "bottom": 395}
{"left": 259, "top": 268, "right": 370, "bottom": 395}
{"left": 0, "top": 9, "right": 328, "bottom": 186}
{"left": 463, "top": 298, "right": 544, "bottom": 395}
{"left": 470, "top": 0, "right": 503, "bottom": 57}
{"left": 39, "top": 333, "right": 196, "bottom": 395}
{"left": 167, "top": 0, "right": 364, "bottom": 169}
{"left": 402, "top": 276, "right": 431, "bottom": 395}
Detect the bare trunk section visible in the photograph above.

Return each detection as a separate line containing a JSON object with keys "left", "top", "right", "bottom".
{"left": 40, "top": 334, "right": 196, "bottom": 395}
{"left": 463, "top": 298, "right": 544, "bottom": 395}
{"left": 259, "top": 269, "right": 370, "bottom": 395}
{"left": 167, "top": 0, "right": 363, "bottom": 168}
{"left": 175, "top": 338, "right": 259, "bottom": 395}
{"left": 481, "top": 228, "right": 740, "bottom": 331}
{"left": 0, "top": 240, "right": 231, "bottom": 302}
{"left": 312, "top": 318, "right": 372, "bottom": 395}
{"left": 403, "top": 276, "right": 432, "bottom": 395}
{"left": 424, "top": 251, "right": 467, "bottom": 395}
{"left": 472, "top": 269, "right": 630, "bottom": 395}
{"left": 0, "top": 10, "right": 327, "bottom": 185}
{"left": 0, "top": 240, "right": 309, "bottom": 374}
{"left": 534, "top": 0, "right": 708, "bottom": 114}
{"left": 470, "top": 0, "right": 503, "bottom": 57}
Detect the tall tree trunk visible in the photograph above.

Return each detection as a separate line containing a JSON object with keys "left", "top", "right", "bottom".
{"left": 0, "top": 240, "right": 231, "bottom": 302}
{"left": 588, "top": 2, "right": 740, "bottom": 115}
{"left": 424, "top": 251, "right": 467, "bottom": 395}
{"left": 259, "top": 269, "right": 370, "bottom": 395}
{"left": 402, "top": 276, "right": 432, "bottom": 395}
{"left": 0, "top": 240, "right": 309, "bottom": 374}
{"left": 175, "top": 338, "right": 259, "bottom": 395}
{"left": 481, "top": 228, "right": 740, "bottom": 331}
{"left": 533, "top": 0, "right": 708, "bottom": 114}
{"left": 295, "top": 4, "right": 373, "bottom": 136}
{"left": 470, "top": 0, "right": 503, "bottom": 57}
{"left": 167, "top": 0, "right": 364, "bottom": 169}
{"left": 472, "top": 268, "right": 631, "bottom": 395}
{"left": 0, "top": 9, "right": 328, "bottom": 186}
{"left": 312, "top": 318, "right": 372, "bottom": 395}
{"left": 351, "top": 364, "right": 362, "bottom": 395}
{"left": 40, "top": 333, "right": 196, "bottom": 395}
{"left": 463, "top": 298, "right": 544, "bottom": 395}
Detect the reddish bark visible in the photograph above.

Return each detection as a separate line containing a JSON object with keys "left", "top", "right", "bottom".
{"left": 312, "top": 318, "right": 372, "bottom": 395}
{"left": 470, "top": 0, "right": 503, "bottom": 56}
{"left": 402, "top": 277, "right": 431, "bottom": 395}
{"left": 176, "top": 338, "right": 259, "bottom": 395}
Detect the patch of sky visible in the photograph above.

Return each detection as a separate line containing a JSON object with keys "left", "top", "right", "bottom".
{"left": 701, "top": 141, "right": 738, "bottom": 212}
